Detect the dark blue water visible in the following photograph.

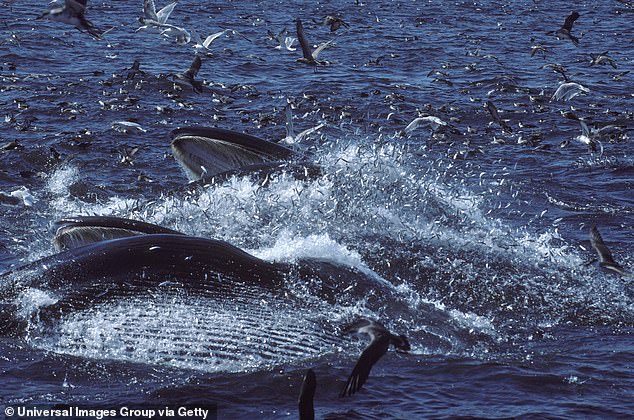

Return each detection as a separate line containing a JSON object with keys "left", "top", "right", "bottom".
{"left": 2, "top": 0, "right": 634, "bottom": 418}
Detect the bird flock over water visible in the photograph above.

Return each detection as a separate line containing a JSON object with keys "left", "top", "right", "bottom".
{"left": 2, "top": 0, "right": 633, "bottom": 417}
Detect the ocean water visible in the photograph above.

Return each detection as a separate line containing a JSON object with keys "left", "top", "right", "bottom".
{"left": 1, "top": 0, "right": 634, "bottom": 418}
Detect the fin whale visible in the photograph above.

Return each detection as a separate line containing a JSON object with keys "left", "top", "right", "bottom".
{"left": 0, "top": 216, "right": 411, "bottom": 373}
{"left": 0, "top": 234, "right": 287, "bottom": 328}
{"left": 1, "top": 217, "right": 395, "bottom": 336}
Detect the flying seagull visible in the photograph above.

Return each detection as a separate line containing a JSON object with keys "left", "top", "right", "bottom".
{"left": 191, "top": 28, "right": 250, "bottom": 51}
{"left": 296, "top": 18, "right": 333, "bottom": 65}
{"left": 404, "top": 115, "right": 447, "bottom": 134}
{"left": 37, "top": 0, "right": 103, "bottom": 39}
{"left": 590, "top": 226, "right": 629, "bottom": 276}
{"left": 138, "top": 0, "right": 177, "bottom": 28}
{"left": 316, "top": 15, "right": 349, "bottom": 32}
{"left": 551, "top": 82, "right": 589, "bottom": 102}
{"left": 339, "top": 319, "right": 410, "bottom": 397}
{"left": 548, "top": 11, "right": 580, "bottom": 45}
{"left": 137, "top": 0, "right": 188, "bottom": 43}
{"left": 267, "top": 27, "right": 297, "bottom": 51}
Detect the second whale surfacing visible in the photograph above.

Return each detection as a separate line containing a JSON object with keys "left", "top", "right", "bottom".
{"left": 170, "top": 126, "right": 299, "bottom": 181}
{"left": 169, "top": 126, "right": 322, "bottom": 189}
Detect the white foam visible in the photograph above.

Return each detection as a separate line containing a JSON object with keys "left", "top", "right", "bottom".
{"left": 15, "top": 288, "right": 58, "bottom": 319}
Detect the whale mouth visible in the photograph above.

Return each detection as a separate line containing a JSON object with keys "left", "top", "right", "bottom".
{"left": 29, "top": 287, "right": 343, "bottom": 373}
{"left": 170, "top": 127, "right": 297, "bottom": 181}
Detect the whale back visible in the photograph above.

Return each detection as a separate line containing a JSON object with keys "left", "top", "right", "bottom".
{"left": 1, "top": 234, "right": 286, "bottom": 318}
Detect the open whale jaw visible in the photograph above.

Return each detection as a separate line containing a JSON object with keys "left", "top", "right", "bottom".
{"left": 170, "top": 127, "right": 296, "bottom": 181}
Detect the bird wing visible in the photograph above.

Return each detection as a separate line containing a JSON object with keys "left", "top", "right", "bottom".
{"left": 340, "top": 334, "right": 390, "bottom": 397}
{"left": 143, "top": 0, "right": 158, "bottom": 21}
{"left": 285, "top": 36, "right": 297, "bottom": 51}
{"left": 276, "top": 27, "right": 287, "bottom": 39}
{"left": 203, "top": 30, "right": 228, "bottom": 48}
{"left": 184, "top": 55, "right": 201, "bottom": 79}
{"left": 296, "top": 18, "right": 314, "bottom": 61}
{"left": 298, "top": 369, "right": 316, "bottom": 420}
{"left": 404, "top": 117, "right": 423, "bottom": 134}
{"left": 191, "top": 28, "right": 203, "bottom": 46}
{"left": 486, "top": 100, "right": 502, "bottom": 124}
{"left": 156, "top": 1, "right": 177, "bottom": 24}
{"left": 66, "top": 0, "right": 87, "bottom": 13}
{"left": 590, "top": 226, "right": 619, "bottom": 266}
{"left": 552, "top": 82, "right": 587, "bottom": 101}
{"left": 562, "top": 11, "right": 580, "bottom": 32}
{"left": 579, "top": 120, "right": 590, "bottom": 139}
{"left": 160, "top": 25, "right": 191, "bottom": 43}
{"left": 295, "top": 123, "right": 325, "bottom": 143}
{"left": 312, "top": 40, "right": 333, "bottom": 60}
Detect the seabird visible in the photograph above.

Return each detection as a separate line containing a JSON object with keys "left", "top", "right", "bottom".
{"left": 298, "top": 369, "right": 316, "bottom": 420}
{"left": 542, "top": 63, "right": 571, "bottom": 82}
{"left": 173, "top": 55, "right": 203, "bottom": 93}
{"left": 296, "top": 18, "right": 333, "bottom": 65}
{"left": 339, "top": 319, "right": 410, "bottom": 397}
{"left": 191, "top": 28, "right": 250, "bottom": 51}
{"left": 267, "top": 28, "right": 297, "bottom": 51}
{"left": 0, "top": 187, "right": 36, "bottom": 207}
{"left": 281, "top": 103, "right": 325, "bottom": 144}
{"left": 551, "top": 82, "right": 589, "bottom": 102}
{"left": 548, "top": 11, "right": 580, "bottom": 45}
{"left": 37, "top": 0, "right": 103, "bottom": 39}
{"left": 316, "top": 15, "right": 349, "bottom": 32}
{"left": 138, "top": 0, "right": 176, "bottom": 28}
{"left": 590, "top": 226, "right": 629, "bottom": 276}
{"left": 191, "top": 29, "right": 226, "bottom": 51}
{"left": 404, "top": 115, "right": 447, "bottom": 134}
{"left": 530, "top": 44, "right": 549, "bottom": 58}
{"left": 111, "top": 121, "right": 147, "bottom": 133}
{"left": 589, "top": 51, "right": 617, "bottom": 69}
{"left": 485, "top": 100, "right": 513, "bottom": 133}
{"left": 126, "top": 60, "right": 144, "bottom": 80}
{"left": 575, "top": 120, "right": 603, "bottom": 155}
{"left": 137, "top": 0, "right": 189, "bottom": 43}
{"left": 160, "top": 25, "right": 191, "bottom": 44}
